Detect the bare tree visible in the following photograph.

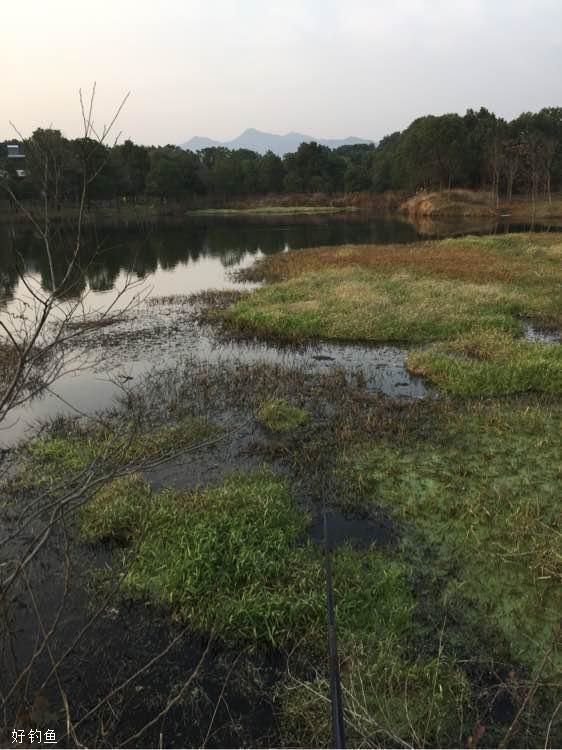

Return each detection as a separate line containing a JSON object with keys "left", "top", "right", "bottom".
{"left": 486, "top": 135, "right": 502, "bottom": 209}
{"left": 0, "top": 88, "right": 256, "bottom": 747}
{"left": 502, "top": 141, "right": 522, "bottom": 203}
{"left": 541, "top": 136, "right": 557, "bottom": 204}
{"left": 0, "top": 88, "right": 218, "bottom": 747}
{"left": 0, "top": 84, "right": 135, "bottom": 429}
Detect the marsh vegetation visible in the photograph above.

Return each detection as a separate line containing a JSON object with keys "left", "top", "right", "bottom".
{"left": 2, "top": 222, "right": 561, "bottom": 747}
{"left": 223, "top": 234, "right": 562, "bottom": 396}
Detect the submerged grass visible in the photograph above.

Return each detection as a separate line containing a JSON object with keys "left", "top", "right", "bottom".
{"left": 340, "top": 399, "right": 562, "bottom": 675}
{"left": 23, "top": 415, "right": 214, "bottom": 485}
{"left": 256, "top": 399, "right": 310, "bottom": 432}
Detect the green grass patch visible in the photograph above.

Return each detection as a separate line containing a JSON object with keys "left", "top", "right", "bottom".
{"left": 81, "top": 468, "right": 413, "bottom": 648}
{"left": 408, "top": 330, "right": 562, "bottom": 396}
{"left": 81, "top": 474, "right": 152, "bottom": 544}
{"left": 281, "top": 635, "right": 471, "bottom": 748}
{"left": 341, "top": 400, "right": 562, "bottom": 675}
{"left": 221, "top": 233, "right": 562, "bottom": 395}
{"left": 24, "top": 416, "right": 214, "bottom": 485}
{"left": 81, "top": 467, "right": 476, "bottom": 744}
{"left": 222, "top": 267, "right": 536, "bottom": 343}
{"left": 256, "top": 399, "right": 310, "bottom": 432}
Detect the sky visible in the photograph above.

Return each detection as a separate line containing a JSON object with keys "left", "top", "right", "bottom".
{"left": 3, "top": 0, "right": 562, "bottom": 146}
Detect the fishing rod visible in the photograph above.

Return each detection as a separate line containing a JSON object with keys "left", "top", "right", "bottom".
{"left": 322, "top": 473, "right": 346, "bottom": 749}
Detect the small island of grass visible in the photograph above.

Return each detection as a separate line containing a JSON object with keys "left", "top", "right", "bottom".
{"left": 220, "top": 233, "right": 562, "bottom": 396}
{"left": 187, "top": 205, "right": 353, "bottom": 216}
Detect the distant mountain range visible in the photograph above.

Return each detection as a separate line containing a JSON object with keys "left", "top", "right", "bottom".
{"left": 180, "top": 128, "right": 373, "bottom": 156}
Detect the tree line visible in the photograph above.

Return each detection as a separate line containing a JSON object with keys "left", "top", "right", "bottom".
{"left": 1, "top": 106, "right": 561, "bottom": 206}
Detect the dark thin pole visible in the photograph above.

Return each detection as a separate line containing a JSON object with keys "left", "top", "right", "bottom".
{"left": 323, "top": 509, "right": 346, "bottom": 749}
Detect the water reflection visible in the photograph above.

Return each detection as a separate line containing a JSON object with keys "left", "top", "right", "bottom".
{"left": 0, "top": 215, "right": 422, "bottom": 304}
{"left": 1, "top": 214, "right": 560, "bottom": 306}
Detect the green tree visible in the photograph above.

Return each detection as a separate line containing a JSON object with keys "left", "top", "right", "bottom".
{"left": 371, "top": 132, "right": 402, "bottom": 192}
{"left": 258, "top": 150, "right": 285, "bottom": 193}
{"left": 284, "top": 142, "right": 346, "bottom": 193}
{"left": 146, "top": 146, "right": 203, "bottom": 202}
{"left": 397, "top": 114, "right": 469, "bottom": 190}
{"left": 111, "top": 139, "right": 150, "bottom": 200}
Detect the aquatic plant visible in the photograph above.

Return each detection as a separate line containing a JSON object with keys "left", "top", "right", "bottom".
{"left": 341, "top": 399, "right": 562, "bottom": 675}
{"left": 24, "top": 416, "right": 214, "bottom": 485}
{"left": 256, "top": 399, "right": 310, "bottom": 432}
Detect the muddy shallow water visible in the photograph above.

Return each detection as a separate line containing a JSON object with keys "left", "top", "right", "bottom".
{"left": 0, "top": 216, "right": 428, "bottom": 447}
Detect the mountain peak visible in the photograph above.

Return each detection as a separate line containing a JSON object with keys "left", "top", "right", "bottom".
{"left": 240, "top": 127, "right": 263, "bottom": 136}
{"left": 180, "top": 129, "right": 372, "bottom": 157}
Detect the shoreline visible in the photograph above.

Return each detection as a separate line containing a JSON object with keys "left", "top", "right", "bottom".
{"left": 3, "top": 190, "right": 562, "bottom": 224}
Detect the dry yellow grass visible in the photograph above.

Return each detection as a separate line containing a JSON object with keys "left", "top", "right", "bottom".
{"left": 240, "top": 233, "right": 562, "bottom": 295}
{"left": 401, "top": 190, "right": 496, "bottom": 217}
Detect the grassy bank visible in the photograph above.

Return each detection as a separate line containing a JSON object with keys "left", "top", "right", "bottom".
{"left": 408, "top": 329, "right": 562, "bottom": 395}
{"left": 220, "top": 233, "right": 562, "bottom": 396}
{"left": 401, "top": 190, "right": 562, "bottom": 220}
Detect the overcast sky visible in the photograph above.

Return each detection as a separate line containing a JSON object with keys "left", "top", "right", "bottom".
{"left": 3, "top": 0, "right": 561, "bottom": 145}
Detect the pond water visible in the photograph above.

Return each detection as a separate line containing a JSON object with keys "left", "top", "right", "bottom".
{"left": 0, "top": 213, "right": 559, "bottom": 447}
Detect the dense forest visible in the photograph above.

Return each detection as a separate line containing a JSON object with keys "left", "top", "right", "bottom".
{"left": 1, "top": 107, "right": 561, "bottom": 206}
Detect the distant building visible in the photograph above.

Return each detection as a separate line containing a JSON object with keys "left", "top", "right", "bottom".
{"left": 6, "top": 143, "right": 26, "bottom": 177}
{"left": 7, "top": 144, "right": 25, "bottom": 159}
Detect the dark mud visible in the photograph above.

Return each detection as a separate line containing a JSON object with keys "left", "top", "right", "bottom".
{"left": 3, "top": 538, "right": 281, "bottom": 748}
